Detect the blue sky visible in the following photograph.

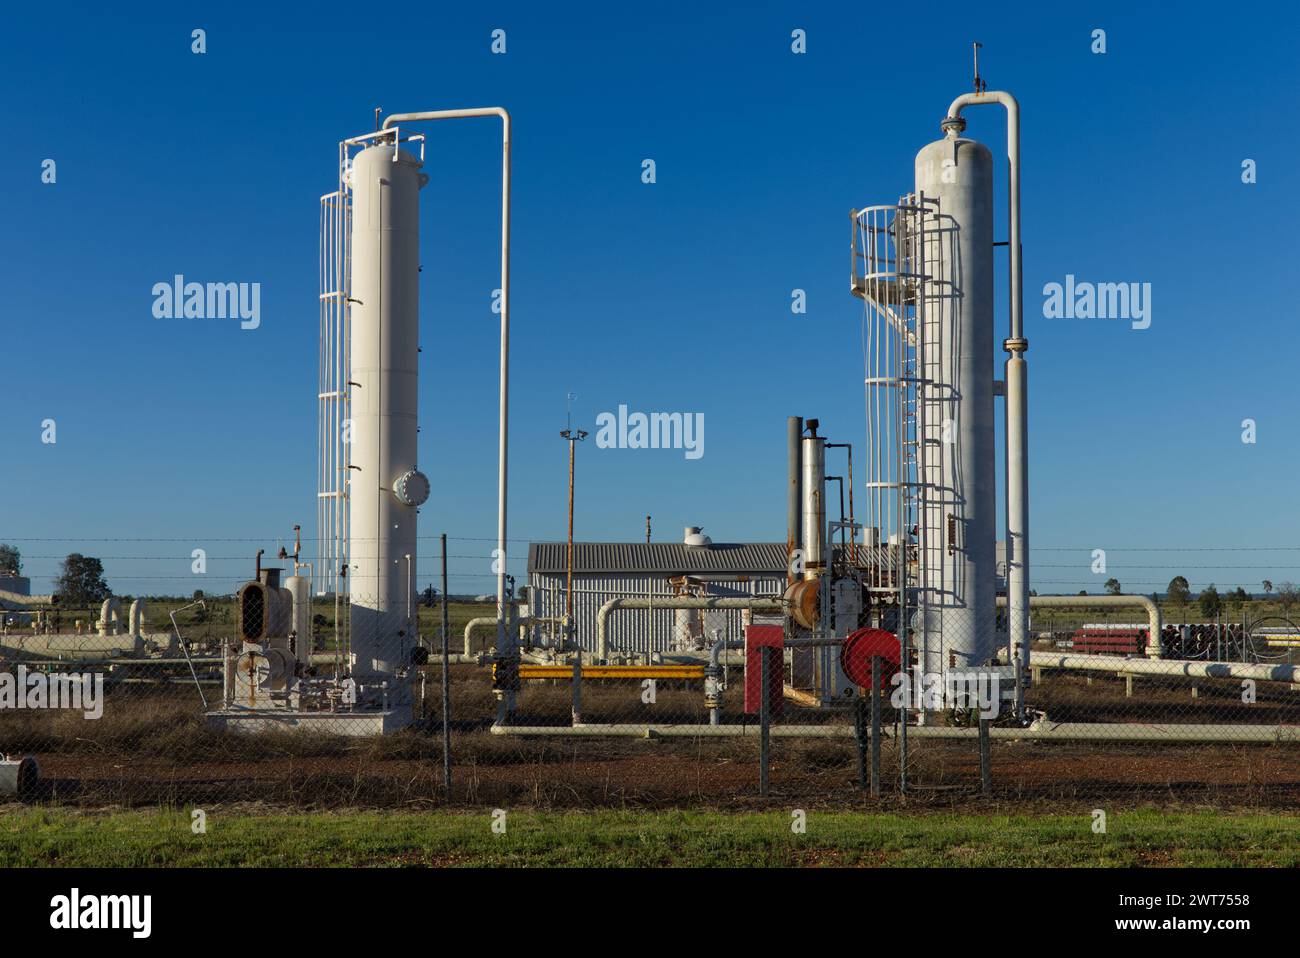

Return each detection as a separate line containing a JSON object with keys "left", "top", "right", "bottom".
{"left": 2, "top": 1, "right": 1299, "bottom": 599}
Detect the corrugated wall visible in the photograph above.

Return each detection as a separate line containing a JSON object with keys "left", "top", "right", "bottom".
{"left": 527, "top": 573, "right": 784, "bottom": 654}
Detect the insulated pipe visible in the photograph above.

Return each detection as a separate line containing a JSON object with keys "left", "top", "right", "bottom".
{"left": 1030, "top": 653, "right": 1300, "bottom": 685}
{"left": 0, "top": 590, "right": 58, "bottom": 607}
{"left": 381, "top": 107, "right": 513, "bottom": 682}
{"left": 801, "top": 432, "right": 826, "bottom": 579}
{"left": 997, "top": 593, "right": 1163, "bottom": 658}
{"left": 597, "top": 597, "right": 783, "bottom": 663}
{"left": 944, "top": 91, "right": 1031, "bottom": 709}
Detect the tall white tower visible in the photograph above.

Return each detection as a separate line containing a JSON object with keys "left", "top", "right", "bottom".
{"left": 913, "top": 134, "right": 997, "bottom": 675}
{"left": 346, "top": 139, "right": 430, "bottom": 687}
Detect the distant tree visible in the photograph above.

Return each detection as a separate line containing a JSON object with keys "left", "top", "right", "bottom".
{"left": 1230, "top": 586, "right": 1250, "bottom": 614}
{"left": 1198, "top": 584, "right": 1224, "bottom": 619}
{"left": 1077, "top": 590, "right": 1088, "bottom": 596}
{"left": 1166, "top": 576, "right": 1191, "bottom": 615}
{"left": 192, "top": 588, "right": 205, "bottom": 601}
{"left": 1029, "top": 589, "right": 1038, "bottom": 597}
{"left": 1104, "top": 577, "right": 1122, "bottom": 595}
{"left": 1278, "top": 582, "right": 1300, "bottom": 616}
{"left": 1263, "top": 580, "right": 1274, "bottom": 596}
{"left": 420, "top": 585, "right": 438, "bottom": 607}
{"left": 0, "top": 544, "right": 21, "bottom": 576}
{"left": 54, "top": 553, "right": 111, "bottom": 608}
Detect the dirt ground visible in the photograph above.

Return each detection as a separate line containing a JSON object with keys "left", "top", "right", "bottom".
{"left": 6, "top": 664, "right": 1300, "bottom": 810}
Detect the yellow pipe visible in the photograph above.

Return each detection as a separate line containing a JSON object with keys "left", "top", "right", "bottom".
{"left": 519, "top": 664, "right": 705, "bottom": 681}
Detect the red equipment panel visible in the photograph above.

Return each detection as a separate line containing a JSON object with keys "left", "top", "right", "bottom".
{"left": 744, "top": 624, "right": 784, "bottom": 716}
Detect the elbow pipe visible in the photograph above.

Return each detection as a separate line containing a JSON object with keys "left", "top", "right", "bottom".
{"left": 997, "top": 593, "right": 1163, "bottom": 658}
{"left": 381, "top": 107, "right": 514, "bottom": 668}
{"left": 943, "top": 91, "right": 1021, "bottom": 344}
{"left": 946, "top": 91, "right": 1032, "bottom": 714}
{"left": 597, "top": 596, "right": 784, "bottom": 663}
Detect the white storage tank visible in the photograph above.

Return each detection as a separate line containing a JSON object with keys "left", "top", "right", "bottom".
{"left": 346, "top": 140, "right": 429, "bottom": 683}
{"left": 913, "top": 134, "right": 997, "bottom": 673}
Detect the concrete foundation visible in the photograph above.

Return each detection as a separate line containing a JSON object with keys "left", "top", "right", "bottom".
{"left": 205, "top": 706, "right": 412, "bottom": 736}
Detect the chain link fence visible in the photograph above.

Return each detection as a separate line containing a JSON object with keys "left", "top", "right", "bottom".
{"left": 4, "top": 538, "right": 1300, "bottom": 810}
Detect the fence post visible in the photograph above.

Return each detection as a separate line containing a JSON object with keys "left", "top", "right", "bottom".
{"left": 571, "top": 649, "right": 582, "bottom": 725}
{"left": 979, "top": 716, "right": 991, "bottom": 796}
{"left": 440, "top": 533, "right": 452, "bottom": 797}
{"left": 870, "top": 655, "right": 881, "bottom": 798}
{"left": 759, "top": 649, "right": 771, "bottom": 796}
{"left": 854, "top": 691, "right": 868, "bottom": 790}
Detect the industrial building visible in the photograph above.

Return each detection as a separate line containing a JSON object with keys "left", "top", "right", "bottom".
{"left": 526, "top": 530, "right": 786, "bottom": 655}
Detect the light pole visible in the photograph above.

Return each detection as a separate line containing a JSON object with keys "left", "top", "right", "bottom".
{"left": 560, "top": 425, "right": 588, "bottom": 645}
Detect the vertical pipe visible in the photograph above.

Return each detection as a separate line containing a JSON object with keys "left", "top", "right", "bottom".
{"left": 786, "top": 416, "right": 803, "bottom": 585}
{"left": 440, "top": 533, "right": 452, "bottom": 795}
{"left": 566, "top": 438, "right": 575, "bottom": 625}
{"left": 1007, "top": 351, "right": 1030, "bottom": 699}
{"left": 380, "top": 106, "right": 513, "bottom": 704}
{"left": 801, "top": 431, "right": 826, "bottom": 579}
{"left": 497, "top": 116, "right": 512, "bottom": 695}
{"left": 943, "top": 90, "right": 1031, "bottom": 702}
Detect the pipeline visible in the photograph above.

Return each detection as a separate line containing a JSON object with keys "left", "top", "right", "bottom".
{"left": 1030, "top": 652, "right": 1300, "bottom": 685}
{"left": 491, "top": 721, "right": 1300, "bottom": 743}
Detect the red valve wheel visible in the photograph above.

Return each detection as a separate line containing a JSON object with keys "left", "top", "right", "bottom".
{"left": 840, "top": 627, "right": 902, "bottom": 690}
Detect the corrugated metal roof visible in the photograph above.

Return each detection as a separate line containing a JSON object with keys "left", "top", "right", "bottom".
{"left": 528, "top": 542, "right": 788, "bottom": 575}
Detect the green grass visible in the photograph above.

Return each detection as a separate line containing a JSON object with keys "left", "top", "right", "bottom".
{"left": 3, "top": 807, "right": 1299, "bottom": 867}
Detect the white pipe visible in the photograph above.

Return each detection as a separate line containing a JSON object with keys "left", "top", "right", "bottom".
{"left": 0, "top": 756, "right": 39, "bottom": 798}
{"left": 596, "top": 596, "right": 784, "bottom": 662}
{"left": 1030, "top": 652, "right": 1300, "bottom": 685}
{"left": 381, "top": 106, "right": 513, "bottom": 685}
{"left": 945, "top": 91, "right": 1034, "bottom": 707}
{"left": 490, "top": 722, "right": 1300, "bottom": 743}
{"left": 997, "top": 593, "right": 1164, "bottom": 658}
{"left": 944, "top": 92, "right": 1022, "bottom": 342}
{"left": 462, "top": 613, "right": 561, "bottom": 657}
{"left": 128, "top": 598, "right": 147, "bottom": 637}
{"left": 0, "top": 590, "right": 58, "bottom": 607}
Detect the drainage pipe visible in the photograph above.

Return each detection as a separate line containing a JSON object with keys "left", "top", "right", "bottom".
{"left": 597, "top": 596, "right": 784, "bottom": 663}
{"left": 998, "top": 593, "right": 1163, "bottom": 658}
